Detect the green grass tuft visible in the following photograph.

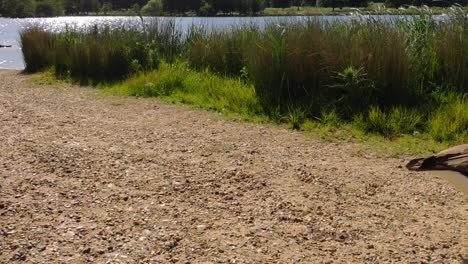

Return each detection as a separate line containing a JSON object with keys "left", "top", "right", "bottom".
{"left": 287, "top": 106, "right": 306, "bottom": 130}
{"left": 105, "top": 62, "right": 262, "bottom": 117}
{"left": 428, "top": 99, "right": 468, "bottom": 143}
{"left": 357, "top": 106, "right": 423, "bottom": 137}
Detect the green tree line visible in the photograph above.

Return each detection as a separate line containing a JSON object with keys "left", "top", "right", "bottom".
{"left": 0, "top": 0, "right": 466, "bottom": 17}
{"left": 0, "top": 0, "right": 147, "bottom": 17}
{"left": 0, "top": 0, "right": 367, "bottom": 17}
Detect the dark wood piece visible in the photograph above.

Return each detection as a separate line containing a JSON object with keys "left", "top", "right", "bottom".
{"left": 407, "top": 144, "right": 468, "bottom": 176}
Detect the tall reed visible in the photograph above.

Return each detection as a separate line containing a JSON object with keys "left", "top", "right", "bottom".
{"left": 21, "top": 19, "right": 183, "bottom": 83}
{"left": 21, "top": 27, "right": 55, "bottom": 72}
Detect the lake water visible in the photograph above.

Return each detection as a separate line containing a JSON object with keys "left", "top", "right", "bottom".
{"left": 0, "top": 15, "right": 442, "bottom": 70}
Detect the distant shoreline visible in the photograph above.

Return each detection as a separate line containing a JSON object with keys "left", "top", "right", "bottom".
{"left": 1, "top": 5, "right": 465, "bottom": 19}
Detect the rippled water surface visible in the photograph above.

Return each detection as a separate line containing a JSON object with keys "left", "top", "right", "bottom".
{"left": 0, "top": 15, "right": 437, "bottom": 70}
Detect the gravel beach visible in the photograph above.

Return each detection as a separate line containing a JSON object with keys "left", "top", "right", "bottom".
{"left": 0, "top": 70, "right": 466, "bottom": 263}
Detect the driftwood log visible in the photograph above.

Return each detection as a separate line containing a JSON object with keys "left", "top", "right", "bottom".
{"left": 407, "top": 144, "right": 468, "bottom": 196}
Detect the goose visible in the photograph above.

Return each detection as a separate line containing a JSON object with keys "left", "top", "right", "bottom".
{"left": 406, "top": 144, "right": 468, "bottom": 196}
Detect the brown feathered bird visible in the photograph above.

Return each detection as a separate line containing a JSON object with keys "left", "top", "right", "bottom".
{"left": 406, "top": 144, "right": 468, "bottom": 196}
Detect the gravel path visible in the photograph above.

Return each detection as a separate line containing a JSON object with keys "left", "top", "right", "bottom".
{"left": 0, "top": 70, "right": 467, "bottom": 263}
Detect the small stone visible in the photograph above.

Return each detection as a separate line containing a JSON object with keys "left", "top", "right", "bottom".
{"left": 65, "top": 231, "right": 75, "bottom": 237}
{"left": 164, "top": 241, "right": 177, "bottom": 250}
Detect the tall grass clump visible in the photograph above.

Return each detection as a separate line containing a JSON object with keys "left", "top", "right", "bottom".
{"left": 21, "top": 19, "right": 183, "bottom": 83}
{"left": 400, "top": 9, "right": 439, "bottom": 95}
{"left": 145, "top": 19, "right": 185, "bottom": 63}
{"left": 185, "top": 18, "right": 412, "bottom": 116}
{"left": 20, "top": 27, "right": 55, "bottom": 73}
{"left": 428, "top": 97, "right": 468, "bottom": 142}
{"left": 186, "top": 26, "right": 254, "bottom": 76}
{"left": 181, "top": 10, "right": 467, "bottom": 141}
{"left": 53, "top": 28, "right": 139, "bottom": 83}
{"left": 433, "top": 7, "right": 468, "bottom": 93}
{"left": 241, "top": 23, "right": 291, "bottom": 107}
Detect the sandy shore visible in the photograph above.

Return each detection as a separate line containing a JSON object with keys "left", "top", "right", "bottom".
{"left": 0, "top": 70, "right": 466, "bottom": 263}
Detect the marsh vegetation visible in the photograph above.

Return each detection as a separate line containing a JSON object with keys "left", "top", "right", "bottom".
{"left": 21, "top": 8, "right": 468, "bottom": 145}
